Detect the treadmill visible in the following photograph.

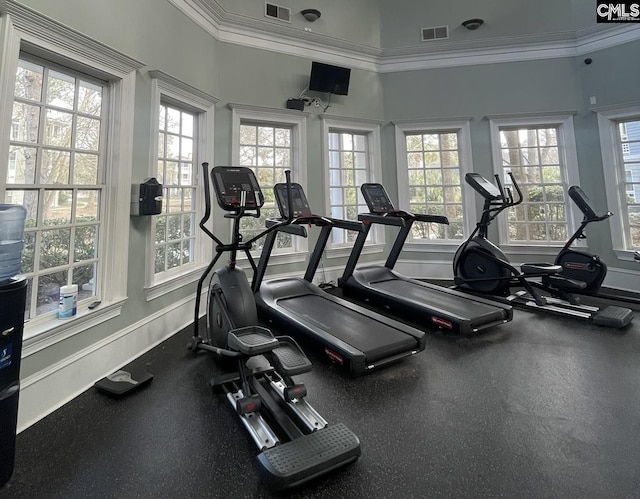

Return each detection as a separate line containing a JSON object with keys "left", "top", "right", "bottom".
{"left": 338, "top": 183, "right": 513, "bottom": 336}
{"left": 252, "top": 183, "right": 426, "bottom": 375}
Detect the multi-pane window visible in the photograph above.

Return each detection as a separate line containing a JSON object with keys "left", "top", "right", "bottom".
{"left": 154, "top": 104, "right": 196, "bottom": 274}
{"left": 617, "top": 119, "right": 640, "bottom": 247}
{"left": 405, "top": 132, "right": 464, "bottom": 241}
{"left": 238, "top": 122, "right": 293, "bottom": 252}
{"left": 5, "top": 57, "right": 105, "bottom": 319}
{"left": 328, "top": 130, "right": 370, "bottom": 245}
{"left": 497, "top": 126, "right": 568, "bottom": 244}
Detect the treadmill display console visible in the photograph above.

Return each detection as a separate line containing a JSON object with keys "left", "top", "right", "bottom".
{"left": 211, "top": 166, "right": 264, "bottom": 211}
{"left": 361, "top": 183, "right": 395, "bottom": 213}
{"left": 274, "top": 183, "right": 311, "bottom": 218}
{"left": 465, "top": 173, "right": 502, "bottom": 200}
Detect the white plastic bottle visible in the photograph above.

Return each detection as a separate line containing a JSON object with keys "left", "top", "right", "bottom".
{"left": 59, "top": 284, "right": 78, "bottom": 319}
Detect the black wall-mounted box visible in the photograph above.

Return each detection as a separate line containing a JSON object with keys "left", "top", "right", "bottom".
{"left": 131, "top": 178, "right": 163, "bottom": 216}
{"left": 286, "top": 98, "right": 305, "bottom": 111}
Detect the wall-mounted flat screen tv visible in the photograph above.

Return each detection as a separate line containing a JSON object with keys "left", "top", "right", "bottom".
{"left": 309, "top": 62, "right": 351, "bottom": 95}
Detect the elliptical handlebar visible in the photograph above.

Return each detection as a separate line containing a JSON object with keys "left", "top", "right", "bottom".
{"left": 199, "top": 162, "right": 222, "bottom": 245}
{"left": 244, "top": 170, "right": 294, "bottom": 247}
{"left": 497, "top": 172, "right": 523, "bottom": 208}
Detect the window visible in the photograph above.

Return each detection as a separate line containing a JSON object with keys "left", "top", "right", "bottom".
{"left": 322, "top": 118, "right": 383, "bottom": 253}
{"left": 326, "top": 127, "right": 375, "bottom": 246}
{"left": 146, "top": 71, "right": 216, "bottom": 298}
{"left": 395, "top": 120, "right": 475, "bottom": 248}
{"left": 618, "top": 120, "right": 640, "bottom": 247}
{"left": 238, "top": 123, "right": 293, "bottom": 251}
{"left": 5, "top": 57, "right": 106, "bottom": 320}
{"left": 489, "top": 115, "right": 580, "bottom": 248}
{"left": 154, "top": 104, "right": 197, "bottom": 274}
{"left": 599, "top": 112, "right": 640, "bottom": 252}
{"left": 0, "top": 6, "right": 140, "bottom": 341}
{"left": 231, "top": 106, "right": 307, "bottom": 259}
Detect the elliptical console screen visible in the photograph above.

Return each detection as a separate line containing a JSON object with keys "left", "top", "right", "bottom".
{"left": 465, "top": 173, "right": 502, "bottom": 200}
{"left": 361, "top": 183, "right": 395, "bottom": 213}
{"left": 568, "top": 186, "right": 598, "bottom": 219}
{"left": 211, "top": 166, "right": 264, "bottom": 211}
{"left": 274, "top": 183, "right": 311, "bottom": 218}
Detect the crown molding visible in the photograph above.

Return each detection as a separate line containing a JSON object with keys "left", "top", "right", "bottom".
{"left": 147, "top": 69, "right": 219, "bottom": 106}
{"left": 6, "top": 0, "right": 144, "bottom": 76}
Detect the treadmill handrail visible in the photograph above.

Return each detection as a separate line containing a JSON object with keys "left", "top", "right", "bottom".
{"left": 414, "top": 213, "right": 449, "bottom": 225}
{"left": 358, "top": 211, "right": 449, "bottom": 227}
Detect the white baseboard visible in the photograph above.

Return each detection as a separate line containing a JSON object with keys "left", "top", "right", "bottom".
{"left": 17, "top": 291, "right": 206, "bottom": 433}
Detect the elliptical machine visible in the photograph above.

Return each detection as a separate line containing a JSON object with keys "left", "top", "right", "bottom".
{"left": 190, "top": 164, "right": 360, "bottom": 490}
{"left": 546, "top": 184, "right": 640, "bottom": 305}
{"left": 453, "top": 172, "right": 633, "bottom": 329}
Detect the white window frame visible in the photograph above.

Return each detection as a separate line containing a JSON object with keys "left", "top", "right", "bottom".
{"left": 489, "top": 113, "right": 581, "bottom": 254}
{"left": 0, "top": 4, "right": 142, "bottom": 349}
{"left": 322, "top": 117, "right": 384, "bottom": 258}
{"left": 395, "top": 119, "right": 477, "bottom": 253}
{"left": 144, "top": 70, "right": 216, "bottom": 301}
{"left": 597, "top": 104, "right": 640, "bottom": 261}
{"left": 230, "top": 104, "right": 308, "bottom": 265}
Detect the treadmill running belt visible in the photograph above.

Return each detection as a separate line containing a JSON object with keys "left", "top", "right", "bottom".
{"left": 278, "top": 294, "right": 417, "bottom": 363}
{"left": 372, "top": 279, "right": 505, "bottom": 323}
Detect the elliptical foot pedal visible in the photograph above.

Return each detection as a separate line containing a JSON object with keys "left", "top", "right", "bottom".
{"left": 593, "top": 305, "right": 633, "bottom": 328}
{"left": 228, "top": 326, "right": 278, "bottom": 355}
{"left": 270, "top": 336, "right": 312, "bottom": 376}
{"left": 257, "top": 423, "right": 361, "bottom": 490}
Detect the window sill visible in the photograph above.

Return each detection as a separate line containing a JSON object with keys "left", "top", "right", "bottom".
{"left": 325, "top": 243, "right": 385, "bottom": 259}
{"left": 22, "top": 298, "right": 126, "bottom": 358}
{"left": 145, "top": 264, "right": 208, "bottom": 302}
{"left": 613, "top": 249, "right": 640, "bottom": 262}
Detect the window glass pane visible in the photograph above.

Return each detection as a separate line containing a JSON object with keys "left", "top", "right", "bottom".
{"left": 39, "top": 228, "right": 71, "bottom": 269}
{"left": 43, "top": 190, "right": 73, "bottom": 225}
{"left": 73, "top": 153, "right": 99, "bottom": 184}
{"left": 47, "top": 70, "right": 75, "bottom": 109}
{"left": 41, "top": 149, "right": 71, "bottom": 184}
{"left": 73, "top": 263, "right": 96, "bottom": 300}
{"left": 15, "top": 61, "right": 44, "bottom": 101}
{"left": 75, "top": 116, "right": 101, "bottom": 150}
{"left": 11, "top": 102, "right": 40, "bottom": 143}
{"left": 181, "top": 113, "right": 193, "bottom": 137}
{"left": 77, "top": 190, "right": 99, "bottom": 221}
{"left": 78, "top": 81, "right": 102, "bottom": 116}
{"left": 74, "top": 225, "right": 98, "bottom": 262}
{"left": 37, "top": 270, "right": 68, "bottom": 315}
{"left": 7, "top": 146, "right": 37, "bottom": 184}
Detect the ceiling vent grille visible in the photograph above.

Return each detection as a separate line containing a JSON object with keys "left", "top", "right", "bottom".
{"left": 265, "top": 3, "right": 291, "bottom": 23}
{"left": 421, "top": 26, "right": 449, "bottom": 41}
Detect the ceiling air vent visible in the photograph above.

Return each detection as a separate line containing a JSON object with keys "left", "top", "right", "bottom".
{"left": 265, "top": 3, "right": 291, "bottom": 23}
{"left": 421, "top": 26, "right": 449, "bottom": 41}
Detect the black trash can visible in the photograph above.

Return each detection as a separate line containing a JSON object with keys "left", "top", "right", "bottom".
{"left": 0, "top": 276, "right": 27, "bottom": 489}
